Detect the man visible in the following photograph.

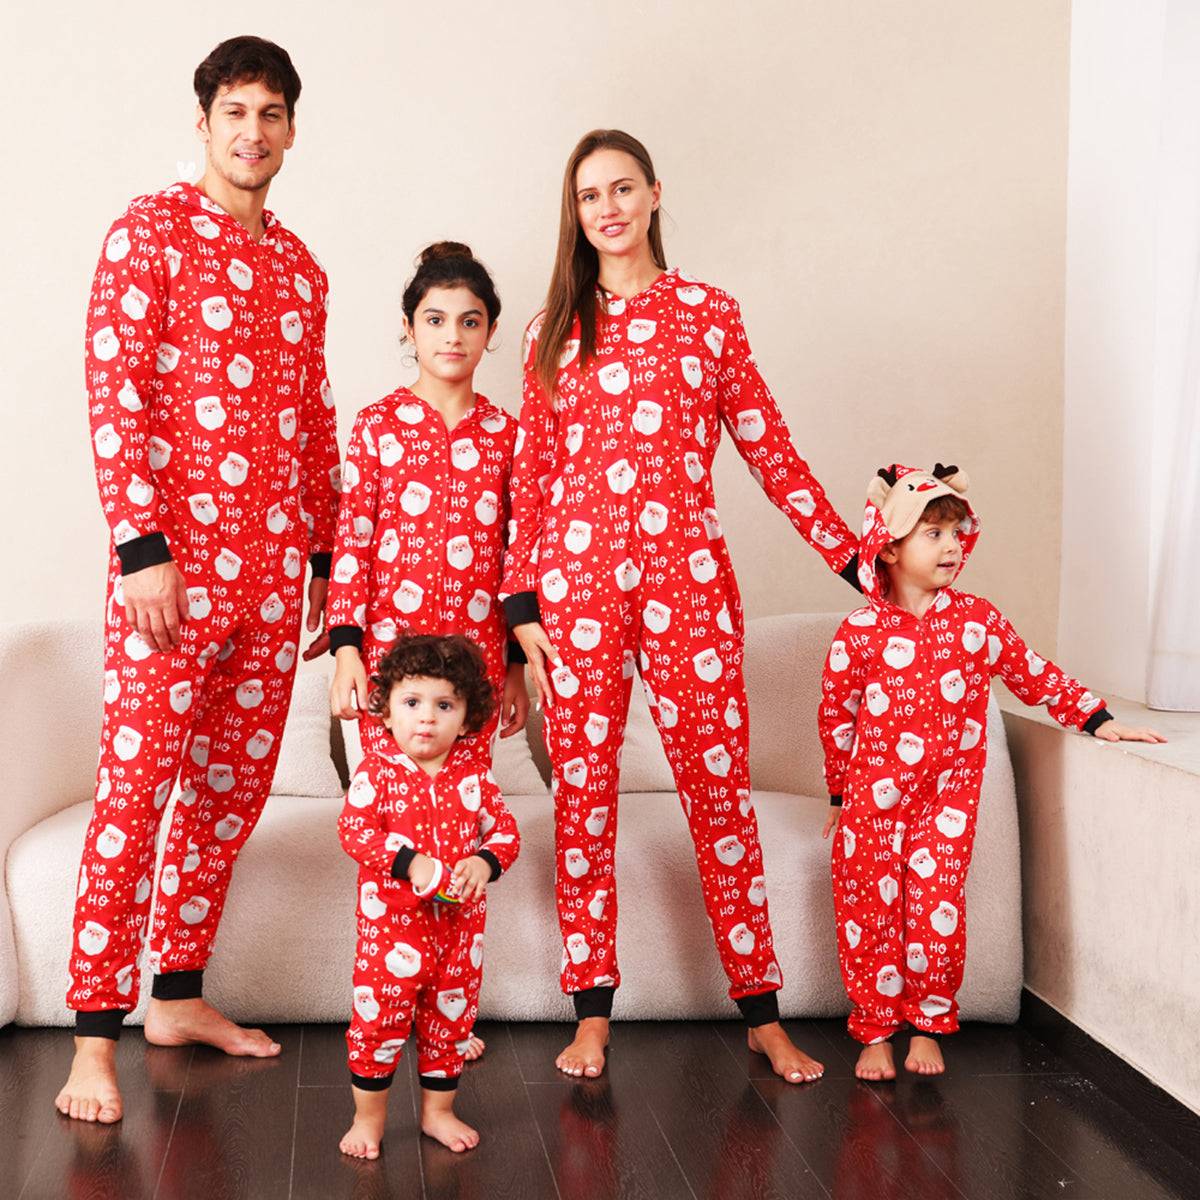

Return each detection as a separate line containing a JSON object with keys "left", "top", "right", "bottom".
{"left": 58, "top": 35, "right": 339, "bottom": 1123}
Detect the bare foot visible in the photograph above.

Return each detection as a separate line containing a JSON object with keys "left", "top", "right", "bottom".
{"left": 555, "top": 1017, "right": 609, "bottom": 1078}
{"left": 55, "top": 1037, "right": 123, "bottom": 1123}
{"left": 904, "top": 1036, "right": 945, "bottom": 1076}
{"left": 144, "top": 997, "right": 281, "bottom": 1057}
{"left": 420, "top": 1089, "right": 479, "bottom": 1152}
{"left": 340, "top": 1086, "right": 387, "bottom": 1159}
{"left": 855, "top": 1042, "right": 896, "bottom": 1081}
{"left": 747, "top": 1022, "right": 824, "bottom": 1084}
{"left": 460, "top": 1034, "right": 486, "bottom": 1062}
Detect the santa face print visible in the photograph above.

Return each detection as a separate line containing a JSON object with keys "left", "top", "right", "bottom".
{"left": 693, "top": 647, "right": 723, "bottom": 684}
{"left": 467, "top": 589, "right": 492, "bottom": 623}
{"left": 104, "top": 670, "right": 121, "bottom": 704}
{"left": 657, "top": 695, "right": 679, "bottom": 728}
{"left": 987, "top": 635, "right": 1003, "bottom": 666}
{"left": 93, "top": 423, "right": 122, "bottom": 459}
{"left": 385, "top": 942, "right": 422, "bottom": 979}
{"left": 962, "top": 621, "right": 986, "bottom": 654}
{"left": 179, "top": 896, "right": 211, "bottom": 926}
{"left": 584, "top": 712, "right": 610, "bottom": 746}
{"left": 374, "top": 1039, "right": 405, "bottom": 1065}
{"left": 475, "top": 490, "right": 499, "bottom": 526}
{"left": 684, "top": 451, "right": 705, "bottom": 483}
{"left": 207, "top": 763, "right": 236, "bottom": 794}
{"left": 606, "top": 458, "right": 637, "bottom": 495}
{"left": 865, "top": 682, "right": 889, "bottom": 717}
{"left": 876, "top": 965, "right": 904, "bottom": 997}
{"left": 558, "top": 339, "right": 580, "bottom": 368}
{"left": 451, "top": 438, "right": 480, "bottom": 471}
{"left": 563, "top": 847, "right": 590, "bottom": 879}
{"left": 597, "top": 361, "right": 630, "bottom": 395}
{"left": 227, "top": 354, "right": 254, "bottom": 389}
{"left": 377, "top": 528, "right": 400, "bottom": 563}
{"left": 871, "top": 778, "right": 901, "bottom": 810}
{"left": 896, "top": 732, "right": 925, "bottom": 766}
{"left": 219, "top": 452, "right": 250, "bottom": 487}
{"left": 393, "top": 580, "right": 424, "bottom": 614}
{"left": 642, "top": 601, "right": 671, "bottom": 636}
{"left": 587, "top": 888, "right": 608, "bottom": 921}
{"left": 121, "top": 285, "right": 150, "bottom": 321}
{"left": 714, "top": 834, "right": 745, "bottom": 866}
{"left": 919, "top": 995, "right": 953, "bottom": 1019}
{"left": 564, "top": 519, "right": 592, "bottom": 554}
{"left": 235, "top": 678, "right": 264, "bottom": 709}
{"left": 632, "top": 399, "right": 663, "bottom": 436}
{"left": 563, "top": 757, "right": 589, "bottom": 789}
{"left": 436, "top": 987, "right": 469, "bottom": 1022}
{"left": 747, "top": 875, "right": 767, "bottom": 906}
{"left": 446, "top": 536, "right": 474, "bottom": 570}
{"left": 688, "top": 548, "right": 718, "bottom": 584}
{"left": 227, "top": 257, "right": 253, "bottom": 290}
{"left": 354, "top": 985, "right": 381, "bottom": 1022}
{"left": 728, "top": 923, "right": 755, "bottom": 956}
{"left": 188, "top": 492, "right": 219, "bottom": 526}
{"left": 614, "top": 558, "right": 642, "bottom": 592}
{"left": 282, "top": 547, "right": 302, "bottom": 579}
{"left": 92, "top": 327, "right": 120, "bottom": 363}
{"left": 105, "top": 227, "right": 131, "bottom": 261}
{"left": 155, "top": 343, "right": 181, "bottom": 374}
{"left": 704, "top": 325, "right": 725, "bottom": 357}
{"left": 78, "top": 920, "right": 111, "bottom": 957}
{"left": 280, "top": 311, "right": 304, "bottom": 345}
{"left": 842, "top": 826, "right": 856, "bottom": 858}
{"left": 201, "top": 295, "right": 233, "bottom": 331}
{"left": 639, "top": 501, "right": 669, "bottom": 536}
{"left": 214, "top": 813, "right": 245, "bottom": 841}
{"left": 845, "top": 919, "right": 863, "bottom": 950}
{"left": 246, "top": 728, "right": 275, "bottom": 761}
{"left": 907, "top": 942, "right": 929, "bottom": 974}
{"left": 878, "top": 874, "right": 900, "bottom": 905}
{"left": 564, "top": 423, "right": 585, "bottom": 456}
{"left": 829, "top": 641, "right": 850, "bottom": 673}
{"left": 169, "top": 681, "right": 192, "bottom": 714}
{"left": 400, "top": 481, "right": 432, "bottom": 516}
{"left": 909, "top": 847, "right": 936, "bottom": 879}
{"left": 940, "top": 669, "right": 966, "bottom": 704}
{"left": 930, "top": 901, "right": 959, "bottom": 937}
{"left": 276, "top": 642, "right": 297, "bottom": 673}
{"left": 469, "top": 933, "right": 485, "bottom": 970}
{"left": 265, "top": 504, "right": 288, "bottom": 535}
{"left": 552, "top": 664, "right": 580, "bottom": 698}
{"left": 458, "top": 775, "right": 482, "bottom": 812}
{"left": 565, "top": 933, "right": 591, "bottom": 965}
{"left": 112, "top": 726, "right": 143, "bottom": 763}
{"left": 278, "top": 408, "right": 298, "bottom": 440}
{"left": 148, "top": 437, "right": 172, "bottom": 470}
{"left": 960, "top": 719, "right": 983, "bottom": 752}
{"left": 703, "top": 744, "right": 733, "bottom": 778}
{"left": 584, "top": 806, "right": 609, "bottom": 837}
{"left": 378, "top": 432, "right": 404, "bottom": 468}
{"left": 935, "top": 806, "right": 968, "bottom": 839}
{"left": 734, "top": 408, "right": 766, "bottom": 442}
{"left": 627, "top": 318, "right": 657, "bottom": 343}
{"left": 701, "top": 507, "right": 723, "bottom": 541}
{"left": 832, "top": 722, "right": 855, "bottom": 752}
{"left": 570, "top": 618, "right": 602, "bottom": 652}
{"left": 96, "top": 823, "right": 127, "bottom": 859}
{"left": 348, "top": 772, "right": 377, "bottom": 809}
{"left": 883, "top": 637, "right": 916, "bottom": 670}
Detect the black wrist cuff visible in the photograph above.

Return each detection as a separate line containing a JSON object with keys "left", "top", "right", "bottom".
{"left": 476, "top": 849, "right": 503, "bottom": 881}
{"left": 309, "top": 552, "right": 332, "bottom": 580}
{"left": 507, "top": 639, "right": 528, "bottom": 666}
{"left": 74, "top": 1009, "right": 129, "bottom": 1040}
{"left": 573, "top": 985, "right": 615, "bottom": 1020}
{"left": 1083, "top": 708, "right": 1114, "bottom": 735}
{"left": 840, "top": 553, "right": 863, "bottom": 594}
{"left": 151, "top": 969, "right": 204, "bottom": 1001}
{"left": 419, "top": 1074, "right": 459, "bottom": 1092}
{"left": 329, "top": 626, "right": 365, "bottom": 654}
{"left": 502, "top": 591, "right": 541, "bottom": 628}
{"left": 735, "top": 989, "right": 781, "bottom": 1028}
{"left": 116, "top": 531, "right": 172, "bottom": 575}
{"left": 829, "top": 794, "right": 843, "bottom": 807}
{"left": 391, "top": 847, "right": 417, "bottom": 881}
{"left": 351, "top": 1071, "right": 394, "bottom": 1092}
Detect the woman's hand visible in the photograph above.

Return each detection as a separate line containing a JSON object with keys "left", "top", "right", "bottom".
{"left": 449, "top": 855, "right": 492, "bottom": 903}
{"left": 822, "top": 807, "right": 840, "bottom": 839}
{"left": 513, "top": 622, "right": 560, "bottom": 710}
{"left": 1092, "top": 720, "right": 1167, "bottom": 744}
{"left": 330, "top": 646, "right": 370, "bottom": 720}
{"left": 499, "top": 661, "right": 530, "bottom": 738}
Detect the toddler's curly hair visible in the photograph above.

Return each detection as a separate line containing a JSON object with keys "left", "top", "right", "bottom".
{"left": 368, "top": 635, "right": 495, "bottom": 736}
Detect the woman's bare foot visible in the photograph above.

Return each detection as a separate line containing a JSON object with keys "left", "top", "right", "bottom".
{"left": 420, "top": 1088, "right": 479, "bottom": 1152}
{"left": 461, "top": 1033, "right": 486, "bottom": 1062}
{"left": 747, "top": 1022, "right": 824, "bottom": 1084}
{"left": 555, "top": 1017, "right": 609, "bottom": 1078}
{"left": 855, "top": 1042, "right": 896, "bottom": 1081}
{"left": 904, "top": 1036, "right": 945, "bottom": 1076}
{"left": 144, "top": 998, "right": 281, "bottom": 1057}
{"left": 55, "top": 1037, "right": 123, "bottom": 1123}
{"left": 340, "top": 1086, "right": 387, "bottom": 1159}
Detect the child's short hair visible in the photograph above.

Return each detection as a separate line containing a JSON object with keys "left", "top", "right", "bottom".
{"left": 917, "top": 493, "right": 971, "bottom": 528}
{"left": 368, "top": 635, "right": 495, "bottom": 735}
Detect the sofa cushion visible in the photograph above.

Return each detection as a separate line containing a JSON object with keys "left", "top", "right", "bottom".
{"left": 269, "top": 669, "right": 343, "bottom": 798}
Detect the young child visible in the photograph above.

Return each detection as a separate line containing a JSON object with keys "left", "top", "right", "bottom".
{"left": 820, "top": 463, "right": 1164, "bottom": 1082}
{"left": 337, "top": 634, "right": 520, "bottom": 1158}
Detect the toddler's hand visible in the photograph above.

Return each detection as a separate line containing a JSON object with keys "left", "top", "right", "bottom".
{"left": 407, "top": 851, "right": 437, "bottom": 892}
{"left": 449, "top": 856, "right": 491, "bottom": 903}
{"left": 1092, "top": 720, "right": 1167, "bottom": 744}
{"left": 822, "top": 808, "right": 840, "bottom": 839}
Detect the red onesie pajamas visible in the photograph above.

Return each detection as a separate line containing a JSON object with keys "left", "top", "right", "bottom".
{"left": 820, "top": 464, "right": 1113, "bottom": 1044}
{"left": 500, "top": 269, "right": 858, "bottom": 1022}
{"left": 325, "top": 389, "right": 522, "bottom": 757}
{"left": 339, "top": 744, "right": 520, "bottom": 1089}
{"left": 72, "top": 183, "right": 339, "bottom": 1036}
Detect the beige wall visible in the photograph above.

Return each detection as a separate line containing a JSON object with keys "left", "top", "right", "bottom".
{"left": 1, "top": 0, "right": 1070, "bottom": 652}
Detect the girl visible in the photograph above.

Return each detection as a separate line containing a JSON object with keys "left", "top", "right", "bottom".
{"left": 501, "top": 130, "right": 860, "bottom": 1084}
{"left": 326, "top": 241, "right": 528, "bottom": 1061}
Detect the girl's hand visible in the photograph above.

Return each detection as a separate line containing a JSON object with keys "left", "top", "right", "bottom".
{"left": 513, "top": 622, "right": 560, "bottom": 710}
{"left": 407, "top": 851, "right": 437, "bottom": 892}
{"left": 822, "top": 807, "right": 840, "bottom": 839}
{"left": 499, "top": 661, "right": 530, "bottom": 738}
{"left": 1092, "top": 720, "right": 1167, "bottom": 744}
{"left": 449, "top": 856, "right": 492, "bottom": 903}
{"left": 330, "top": 646, "right": 370, "bottom": 720}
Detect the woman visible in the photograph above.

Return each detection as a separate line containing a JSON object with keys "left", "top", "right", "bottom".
{"left": 502, "top": 130, "right": 859, "bottom": 1082}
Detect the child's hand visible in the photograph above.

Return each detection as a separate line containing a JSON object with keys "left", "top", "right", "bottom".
{"left": 331, "top": 647, "right": 369, "bottom": 720}
{"left": 822, "top": 807, "right": 840, "bottom": 839}
{"left": 499, "top": 661, "right": 530, "bottom": 738}
{"left": 407, "top": 852, "right": 437, "bottom": 892}
{"left": 449, "top": 856, "right": 491, "bottom": 903}
{"left": 1092, "top": 720, "right": 1167, "bottom": 744}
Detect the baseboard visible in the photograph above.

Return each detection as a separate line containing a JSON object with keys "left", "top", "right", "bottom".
{"left": 1019, "top": 989, "right": 1200, "bottom": 1167}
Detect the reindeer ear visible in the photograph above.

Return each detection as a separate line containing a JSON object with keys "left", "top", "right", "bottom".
{"left": 932, "top": 463, "right": 969, "bottom": 494}
{"left": 866, "top": 470, "right": 893, "bottom": 511}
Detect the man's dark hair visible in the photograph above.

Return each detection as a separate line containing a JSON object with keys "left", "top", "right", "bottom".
{"left": 194, "top": 36, "right": 302, "bottom": 121}
{"left": 369, "top": 635, "right": 495, "bottom": 736}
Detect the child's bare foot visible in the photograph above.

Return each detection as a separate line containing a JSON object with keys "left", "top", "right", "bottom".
{"left": 461, "top": 1033, "right": 486, "bottom": 1061}
{"left": 855, "top": 1042, "right": 896, "bottom": 1081}
{"left": 144, "top": 998, "right": 281, "bottom": 1057}
{"left": 904, "top": 1036, "right": 945, "bottom": 1076}
{"left": 420, "top": 1088, "right": 479, "bottom": 1152}
{"left": 55, "top": 1037, "right": 123, "bottom": 1123}
{"left": 747, "top": 1022, "right": 824, "bottom": 1084}
{"left": 340, "top": 1085, "right": 387, "bottom": 1159}
{"left": 555, "top": 1017, "right": 609, "bottom": 1078}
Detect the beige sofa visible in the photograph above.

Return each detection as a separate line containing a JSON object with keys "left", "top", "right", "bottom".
{"left": 0, "top": 613, "right": 1022, "bottom": 1027}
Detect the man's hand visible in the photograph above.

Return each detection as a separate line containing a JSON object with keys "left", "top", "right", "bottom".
{"left": 449, "top": 855, "right": 492, "bottom": 903}
{"left": 513, "top": 622, "right": 560, "bottom": 710}
{"left": 123, "top": 561, "right": 189, "bottom": 652}
{"left": 499, "top": 661, "right": 530, "bottom": 738}
{"left": 331, "top": 647, "right": 370, "bottom": 719}
{"left": 303, "top": 575, "right": 328, "bottom": 660}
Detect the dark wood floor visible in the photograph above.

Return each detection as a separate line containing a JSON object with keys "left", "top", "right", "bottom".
{"left": 3, "top": 1018, "right": 1198, "bottom": 1200}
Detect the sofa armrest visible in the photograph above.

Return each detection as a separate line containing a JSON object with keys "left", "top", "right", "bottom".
{"left": 0, "top": 619, "right": 104, "bottom": 1024}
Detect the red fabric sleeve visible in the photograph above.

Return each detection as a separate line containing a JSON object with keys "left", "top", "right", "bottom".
{"left": 338, "top": 756, "right": 409, "bottom": 873}
{"left": 818, "top": 615, "right": 868, "bottom": 796}
{"left": 477, "top": 774, "right": 521, "bottom": 874}
{"left": 326, "top": 410, "right": 379, "bottom": 632}
{"left": 298, "top": 277, "right": 340, "bottom": 555}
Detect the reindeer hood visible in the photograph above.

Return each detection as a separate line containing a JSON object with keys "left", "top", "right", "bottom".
{"left": 853, "top": 463, "right": 980, "bottom": 607}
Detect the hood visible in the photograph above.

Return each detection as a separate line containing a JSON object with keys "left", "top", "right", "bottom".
{"left": 854, "top": 462, "right": 980, "bottom": 609}
{"left": 159, "top": 181, "right": 280, "bottom": 238}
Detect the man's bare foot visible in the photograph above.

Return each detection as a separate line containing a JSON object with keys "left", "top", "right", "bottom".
{"left": 55, "top": 1037, "right": 123, "bottom": 1123}
{"left": 340, "top": 1086, "right": 387, "bottom": 1159}
{"left": 144, "top": 997, "right": 281, "bottom": 1057}
{"left": 420, "top": 1088, "right": 479, "bottom": 1152}
{"left": 855, "top": 1042, "right": 896, "bottom": 1081}
{"left": 904, "top": 1036, "right": 945, "bottom": 1076}
{"left": 555, "top": 1017, "right": 609, "bottom": 1078}
{"left": 461, "top": 1034, "right": 486, "bottom": 1062}
{"left": 747, "top": 1022, "right": 824, "bottom": 1084}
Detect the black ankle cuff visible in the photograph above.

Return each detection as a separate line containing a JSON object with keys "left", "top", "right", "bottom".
{"left": 151, "top": 969, "right": 204, "bottom": 1001}
{"left": 350, "top": 1071, "right": 394, "bottom": 1092}
{"left": 419, "top": 1074, "right": 459, "bottom": 1092}
{"left": 75, "top": 1009, "right": 129, "bottom": 1040}
{"left": 735, "top": 990, "right": 780, "bottom": 1028}
{"left": 573, "top": 985, "right": 614, "bottom": 1020}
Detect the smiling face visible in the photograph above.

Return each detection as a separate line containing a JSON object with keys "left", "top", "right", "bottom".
{"left": 197, "top": 79, "right": 294, "bottom": 197}
{"left": 574, "top": 147, "right": 661, "bottom": 265}
{"left": 878, "top": 515, "right": 965, "bottom": 596}
{"left": 404, "top": 285, "right": 494, "bottom": 387}
{"left": 382, "top": 676, "right": 468, "bottom": 769}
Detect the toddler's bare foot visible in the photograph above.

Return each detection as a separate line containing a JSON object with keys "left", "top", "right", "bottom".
{"left": 555, "top": 1017, "right": 609, "bottom": 1078}
{"left": 340, "top": 1084, "right": 388, "bottom": 1159}
{"left": 461, "top": 1033, "right": 485, "bottom": 1061}
{"left": 144, "top": 998, "right": 280, "bottom": 1057}
{"left": 904, "top": 1036, "right": 945, "bottom": 1076}
{"left": 421, "top": 1089, "right": 478, "bottom": 1152}
{"left": 747, "top": 1022, "right": 824, "bottom": 1084}
{"left": 55, "top": 1037, "right": 123, "bottom": 1123}
{"left": 855, "top": 1042, "right": 896, "bottom": 1081}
